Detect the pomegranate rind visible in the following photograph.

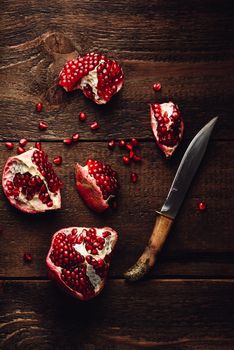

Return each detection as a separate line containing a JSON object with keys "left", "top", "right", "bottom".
{"left": 150, "top": 102, "right": 184, "bottom": 158}
{"left": 2, "top": 148, "right": 62, "bottom": 214}
{"left": 75, "top": 163, "right": 109, "bottom": 213}
{"left": 46, "top": 226, "right": 118, "bottom": 301}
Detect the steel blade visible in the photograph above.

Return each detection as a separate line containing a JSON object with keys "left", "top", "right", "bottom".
{"left": 160, "top": 117, "right": 218, "bottom": 219}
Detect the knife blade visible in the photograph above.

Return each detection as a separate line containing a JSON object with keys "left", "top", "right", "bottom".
{"left": 124, "top": 117, "right": 218, "bottom": 282}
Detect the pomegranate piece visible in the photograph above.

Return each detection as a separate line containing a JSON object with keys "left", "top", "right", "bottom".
{"left": 36, "top": 102, "right": 43, "bottom": 112}
{"left": 59, "top": 53, "right": 124, "bottom": 104}
{"left": 53, "top": 156, "right": 63, "bottom": 166}
{"left": 90, "top": 121, "right": 100, "bottom": 130}
{"left": 122, "top": 155, "right": 130, "bottom": 165}
{"left": 130, "top": 172, "right": 138, "bottom": 183}
{"left": 79, "top": 112, "right": 87, "bottom": 121}
{"left": 153, "top": 82, "right": 161, "bottom": 92}
{"left": 75, "top": 159, "right": 118, "bottom": 213}
{"left": 63, "top": 138, "right": 72, "bottom": 145}
{"left": 38, "top": 121, "right": 48, "bottom": 131}
{"left": 19, "top": 138, "right": 28, "bottom": 147}
{"left": 23, "top": 252, "right": 32, "bottom": 262}
{"left": 46, "top": 226, "right": 118, "bottom": 301}
{"left": 2, "top": 148, "right": 63, "bottom": 214}
{"left": 5, "top": 142, "right": 14, "bottom": 150}
{"left": 72, "top": 133, "right": 80, "bottom": 142}
{"left": 108, "top": 140, "right": 115, "bottom": 150}
{"left": 150, "top": 101, "right": 184, "bottom": 158}
{"left": 198, "top": 201, "right": 206, "bottom": 211}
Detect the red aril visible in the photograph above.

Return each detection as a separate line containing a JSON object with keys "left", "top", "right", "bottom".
{"left": 75, "top": 159, "right": 118, "bottom": 213}
{"left": 5, "top": 142, "right": 14, "bottom": 150}
{"left": 46, "top": 226, "right": 118, "bottom": 301}
{"left": 90, "top": 121, "right": 100, "bottom": 130}
{"left": 72, "top": 133, "right": 80, "bottom": 142}
{"left": 63, "top": 138, "right": 72, "bottom": 145}
{"left": 38, "top": 121, "right": 48, "bottom": 131}
{"left": 2, "top": 148, "right": 63, "bottom": 214}
{"left": 36, "top": 102, "right": 43, "bottom": 112}
{"left": 153, "top": 82, "right": 161, "bottom": 92}
{"left": 150, "top": 101, "right": 184, "bottom": 157}
{"left": 17, "top": 146, "right": 25, "bottom": 155}
{"left": 23, "top": 253, "right": 32, "bottom": 262}
{"left": 130, "top": 173, "right": 138, "bottom": 183}
{"left": 123, "top": 155, "right": 130, "bottom": 165}
{"left": 119, "top": 140, "right": 126, "bottom": 148}
{"left": 79, "top": 112, "right": 87, "bottom": 121}
{"left": 53, "top": 156, "right": 63, "bottom": 166}
{"left": 19, "top": 138, "right": 28, "bottom": 147}
{"left": 59, "top": 53, "right": 124, "bottom": 104}
{"left": 198, "top": 201, "right": 206, "bottom": 211}
{"left": 35, "top": 142, "right": 42, "bottom": 150}
{"left": 108, "top": 140, "right": 115, "bottom": 150}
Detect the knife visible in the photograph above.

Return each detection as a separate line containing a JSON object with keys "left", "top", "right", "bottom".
{"left": 124, "top": 117, "right": 218, "bottom": 282}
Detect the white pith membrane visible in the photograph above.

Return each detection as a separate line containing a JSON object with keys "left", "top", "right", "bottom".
{"left": 79, "top": 60, "right": 123, "bottom": 104}
{"left": 2, "top": 148, "right": 61, "bottom": 212}
{"left": 151, "top": 101, "right": 183, "bottom": 157}
{"left": 46, "top": 227, "right": 117, "bottom": 299}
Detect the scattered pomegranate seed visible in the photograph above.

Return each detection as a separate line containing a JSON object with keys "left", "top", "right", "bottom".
{"left": 5, "top": 142, "right": 14, "bottom": 150}
{"left": 108, "top": 140, "right": 116, "bottom": 150}
{"left": 119, "top": 140, "right": 126, "bottom": 148}
{"left": 90, "top": 121, "right": 100, "bottom": 130}
{"left": 72, "top": 133, "right": 80, "bottom": 142}
{"left": 130, "top": 172, "right": 138, "bottom": 183}
{"left": 17, "top": 146, "right": 25, "bottom": 155}
{"left": 36, "top": 102, "right": 43, "bottom": 112}
{"left": 79, "top": 112, "right": 87, "bottom": 121}
{"left": 126, "top": 143, "right": 133, "bottom": 151}
{"left": 23, "top": 252, "right": 32, "bottom": 262}
{"left": 129, "top": 150, "right": 135, "bottom": 159}
{"left": 198, "top": 201, "right": 206, "bottom": 211}
{"left": 38, "top": 121, "right": 48, "bottom": 131}
{"left": 53, "top": 156, "right": 63, "bottom": 165}
{"left": 133, "top": 154, "right": 142, "bottom": 162}
{"left": 153, "top": 82, "right": 161, "bottom": 92}
{"left": 131, "top": 138, "right": 139, "bottom": 147}
{"left": 123, "top": 155, "right": 130, "bottom": 165}
{"left": 35, "top": 142, "right": 42, "bottom": 150}
{"left": 19, "top": 138, "right": 28, "bottom": 147}
{"left": 63, "top": 138, "right": 72, "bottom": 145}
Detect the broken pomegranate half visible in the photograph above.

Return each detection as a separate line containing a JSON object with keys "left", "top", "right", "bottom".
{"left": 75, "top": 159, "right": 118, "bottom": 213}
{"left": 2, "top": 148, "right": 63, "bottom": 213}
{"left": 59, "top": 53, "right": 124, "bottom": 104}
{"left": 150, "top": 101, "right": 184, "bottom": 157}
{"left": 46, "top": 226, "right": 118, "bottom": 301}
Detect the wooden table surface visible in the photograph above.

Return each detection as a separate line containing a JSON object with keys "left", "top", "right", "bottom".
{"left": 1, "top": 1, "right": 234, "bottom": 349}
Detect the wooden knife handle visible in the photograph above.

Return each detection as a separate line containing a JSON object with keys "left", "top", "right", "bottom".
{"left": 124, "top": 213, "right": 174, "bottom": 282}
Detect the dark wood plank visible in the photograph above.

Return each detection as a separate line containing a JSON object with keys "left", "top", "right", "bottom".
{"left": 1, "top": 280, "right": 234, "bottom": 349}
{"left": 0, "top": 2, "right": 234, "bottom": 140}
{"left": 0, "top": 141, "right": 233, "bottom": 277}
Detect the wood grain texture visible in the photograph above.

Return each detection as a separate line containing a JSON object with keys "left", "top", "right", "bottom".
{"left": 1, "top": 280, "right": 234, "bottom": 350}
{"left": 0, "top": 141, "right": 233, "bottom": 278}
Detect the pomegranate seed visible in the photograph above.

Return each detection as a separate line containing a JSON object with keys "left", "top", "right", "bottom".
{"left": 23, "top": 253, "right": 32, "bottom": 262}
{"left": 90, "top": 121, "right": 100, "bottom": 130}
{"left": 36, "top": 102, "right": 43, "bottom": 112}
{"left": 63, "top": 138, "right": 72, "bottom": 145}
{"left": 19, "top": 138, "right": 28, "bottom": 147}
{"left": 72, "top": 133, "right": 80, "bottom": 142}
{"left": 119, "top": 140, "right": 126, "bottom": 148}
{"left": 17, "top": 146, "right": 25, "bottom": 155}
{"left": 38, "top": 121, "right": 48, "bottom": 131}
{"left": 126, "top": 143, "right": 133, "bottom": 151}
{"left": 35, "top": 142, "right": 42, "bottom": 150}
{"left": 129, "top": 150, "right": 135, "bottom": 159}
{"left": 123, "top": 155, "right": 130, "bottom": 165}
{"left": 133, "top": 154, "right": 142, "bottom": 162}
{"left": 153, "top": 82, "right": 161, "bottom": 92}
{"left": 131, "top": 138, "right": 139, "bottom": 147}
{"left": 5, "top": 142, "right": 14, "bottom": 150}
{"left": 108, "top": 140, "right": 115, "bottom": 150}
{"left": 198, "top": 201, "right": 206, "bottom": 211}
{"left": 53, "top": 156, "right": 63, "bottom": 165}
{"left": 79, "top": 112, "right": 87, "bottom": 121}
{"left": 130, "top": 172, "right": 138, "bottom": 183}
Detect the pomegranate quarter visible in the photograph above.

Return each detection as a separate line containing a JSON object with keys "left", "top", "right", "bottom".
{"left": 150, "top": 101, "right": 184, "bottom": 158}
{"left": 46, "top": 227, "right": 118, "bottom": 301}
{"left": 2, "top": 148, "right": 63, "bottom": 213}
{"left": 59, "top": 52, "right": 124, "bottom": 104}
{"left": 75, "top": 159, "right": 118, "bottom": 213}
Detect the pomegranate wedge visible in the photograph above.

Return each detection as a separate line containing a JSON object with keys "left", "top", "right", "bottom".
{"left": 46, "top": 226, "right": 118, "bottom": 300}
{"left": 2, "top": 148, "right": 63, "bottom": 213}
